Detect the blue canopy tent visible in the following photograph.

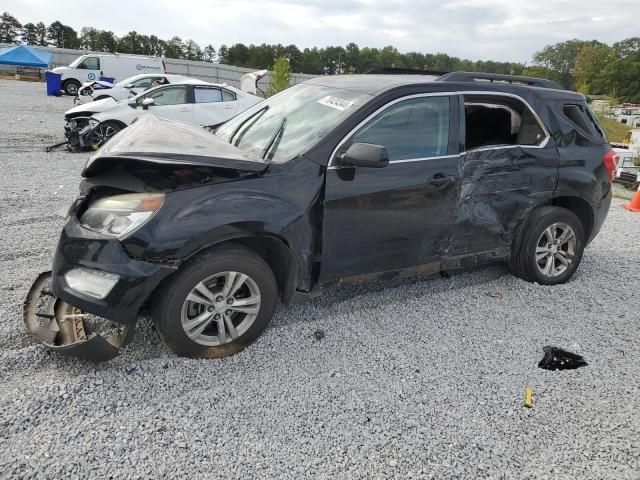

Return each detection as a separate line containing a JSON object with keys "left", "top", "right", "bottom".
{"left": 0, "top": 45, "right": 53, "bottom": 68}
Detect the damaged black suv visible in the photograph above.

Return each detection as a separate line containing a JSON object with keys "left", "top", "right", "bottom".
{"left": 25, "top": 72, "right": 617, "bottom": 361}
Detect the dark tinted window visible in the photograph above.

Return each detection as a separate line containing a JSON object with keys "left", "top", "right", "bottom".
{"left": 563, "top": 105, "right": 595, "bottom": 135}
{"left": 352, "top": 96, "right": 450, "bottom": 160}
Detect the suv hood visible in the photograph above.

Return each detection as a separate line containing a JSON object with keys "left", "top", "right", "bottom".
{"left": 83, "top": 114, "right": 266, "bottom": 176}
{"left": 66, "top": 97, "right": 119, "bottom": 116}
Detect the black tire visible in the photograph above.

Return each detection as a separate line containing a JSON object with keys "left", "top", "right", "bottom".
{"left": 62, "top": 79, "right": 81, "bottom": 96}
{"left": 509, "top": 206, "right": 585, "bottom": 285}
{"left": 90, "top": 121, "right": 124, "bottom": 149}
{"left": 152, "top": 245, "right": 278, "bottom": 358}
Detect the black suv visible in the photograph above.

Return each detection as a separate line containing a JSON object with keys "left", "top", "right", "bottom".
{"left": 25, "top": 72, "right": 617, "bottom": 361}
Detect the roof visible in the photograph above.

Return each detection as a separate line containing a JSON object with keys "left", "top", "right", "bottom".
{"left": 304, "top": 73, "right": 584, "bottom": 101}
{"left": 0, "top": 45, "right": 52, "bottom": 68}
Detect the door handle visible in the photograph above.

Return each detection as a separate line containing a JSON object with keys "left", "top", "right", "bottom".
{"left": 428, "top": 174, "right": 456, "bottom": 186}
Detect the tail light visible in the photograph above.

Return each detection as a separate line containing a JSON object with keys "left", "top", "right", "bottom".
{"left": 603, "top": 149, "right": 619, "bottom": 182}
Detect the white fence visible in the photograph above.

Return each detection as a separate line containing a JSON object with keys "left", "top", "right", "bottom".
{"left": 0, "top": 44, "right": 317, "bottom": 89}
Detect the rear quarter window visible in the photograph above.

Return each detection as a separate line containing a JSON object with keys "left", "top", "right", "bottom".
{"left": 563, "top": 104, "right": 606, "bottom": 141}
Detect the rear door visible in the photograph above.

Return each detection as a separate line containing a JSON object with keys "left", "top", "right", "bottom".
{"left": 320, "top": 93, "right": 462, "bottom": 281}
{"left": 192, "top": 86, "right": 239, "bottom": 125}
{"left": 446, "top": 93, "right": 558, "bottom": 263}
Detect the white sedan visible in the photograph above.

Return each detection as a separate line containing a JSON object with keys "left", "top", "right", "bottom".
{"left": 76, "top": 73, "right": 194, "bottom": 104}
{"left": 64, "top": 80, "right": 263, "bottom": 149}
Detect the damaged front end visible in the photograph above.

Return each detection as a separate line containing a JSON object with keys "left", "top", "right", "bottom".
{"left": 64, "top": 115, "right": 99, "bottom": 151}
{"left": 23, "top": 272, "right": 132, "bottom": 361}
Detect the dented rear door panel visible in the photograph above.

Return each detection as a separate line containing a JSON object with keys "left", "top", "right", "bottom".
{"left": 447, "top": 143, "right": 558, "bottom": 263}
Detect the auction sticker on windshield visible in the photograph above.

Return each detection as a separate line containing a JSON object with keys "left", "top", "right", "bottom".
{"left": 318, "top": 96, "right": 354, "bottom": 111}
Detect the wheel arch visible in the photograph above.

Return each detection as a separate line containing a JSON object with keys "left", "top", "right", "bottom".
{"left": 149, "top": 233, "right": 300, "bottom": 308}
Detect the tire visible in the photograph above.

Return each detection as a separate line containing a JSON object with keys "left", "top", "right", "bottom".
{"left": 90, "top": 121, "right": 124, "bottom": 149}
{"left": 152, "top": 245, "right": 278, "bottom": 358}
{"left": 62, "top": 79, "right": 81, "bottom": 96}
{"left": 509, "top": 206, "right": 585, "bottom": 285}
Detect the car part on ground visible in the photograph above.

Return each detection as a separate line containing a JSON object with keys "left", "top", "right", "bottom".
{"left": 23, "top": 272, "right": 131, "bottom": 361}
{"left": 29, "top": 73, "right": 613, "bottom": 360}
{"left": 538, "top": 346, "right": 588, "bottom": 370}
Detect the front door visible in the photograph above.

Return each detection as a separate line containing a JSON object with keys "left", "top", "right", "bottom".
{"left": 141, "top": 85, "right": 193, "bottom": 123}
{"left": 320, "top": 94, "right": 461, "bottom": 282}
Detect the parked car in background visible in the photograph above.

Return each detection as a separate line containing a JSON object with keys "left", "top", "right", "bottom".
{"left": 612, "top": 128, "right": 640, "bottom": 188}
{"left": 64, "top": 79, "right": 262, "bottom": 150}
{"left": 50, "top": 53, "right": 166, "bottom": 96}
{"left": 26, "top": 72, "right": 615, "bottom": 361}
{"left": 75, "top": 73, "right": 193, "bottom": 104}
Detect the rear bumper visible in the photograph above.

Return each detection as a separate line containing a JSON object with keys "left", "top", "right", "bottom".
{"left": 51, "top": 216, "right": 176, "bottom": 326}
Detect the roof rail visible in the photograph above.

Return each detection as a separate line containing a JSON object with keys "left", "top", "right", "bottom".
{"left": 366, "top": 67, "right": 449, "bottom": 76}
{"left": 438, "top": 72, "right": 564, "bottom": 90}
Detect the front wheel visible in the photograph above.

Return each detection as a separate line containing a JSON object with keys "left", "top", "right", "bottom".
{"left": 510, "top": 206, "right": 585, "bottom": 285}
{"left": 152, "top": 246, "right": 278, "bottom": 358}
{"left": 62, "top": 79, "right": 81, "bottom": 96}
{"left": 90, "top": 121, "right": 123, "bottom": 149}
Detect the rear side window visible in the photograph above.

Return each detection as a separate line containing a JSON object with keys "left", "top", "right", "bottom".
{"left": 464, "top": 95, "right": 546, "bottom": 150}
{"left": 351, "top": 96, "right": 450, "bottom": 160}
{"left": 194, "top": 87, "right": 223, "bottom": 103}
{"left": 563, "top": 104, "right": 606, "bottom": 140}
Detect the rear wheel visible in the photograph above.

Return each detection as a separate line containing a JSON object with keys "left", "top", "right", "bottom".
{"left": 62, "top": 79, "right": 81, "bottom": 96}
{"left": 510, "top": 206, "right": 585, "bottom": 285}
{"left": 152, "top": 245, "right": 278, "bottom": 358}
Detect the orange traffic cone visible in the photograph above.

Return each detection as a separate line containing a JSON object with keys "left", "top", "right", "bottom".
{"left": 622, "top": 184, "right": 640, "bottom": 212}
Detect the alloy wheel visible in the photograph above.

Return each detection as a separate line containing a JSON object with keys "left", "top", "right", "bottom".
{"left": 92, "top": 123, "right": 119, "bottom": 147}
{"left": 535, "top": 222, "right": 577, "bottom": 277}
{"left": 180, "top": 271, "right": 262, "bottom": 346}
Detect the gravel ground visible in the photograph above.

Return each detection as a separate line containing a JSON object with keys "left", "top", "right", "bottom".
{"left": 1, "top": 79, "right": 639, "bottom": 479}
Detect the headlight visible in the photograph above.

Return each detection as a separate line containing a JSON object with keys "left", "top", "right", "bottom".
{"left": 79, "top": 193, "right": 164, "bottom": 238}
{"left": 64, "top": 268, "right": 119, "bottom": 299}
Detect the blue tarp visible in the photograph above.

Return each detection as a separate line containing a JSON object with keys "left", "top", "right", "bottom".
{"left": 0, "top": 45, "right": 53, "bottom": 68}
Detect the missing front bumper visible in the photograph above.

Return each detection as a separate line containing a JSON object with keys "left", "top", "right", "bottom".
{"left": 23, "top": 271, "right": 133, "bottom": 362}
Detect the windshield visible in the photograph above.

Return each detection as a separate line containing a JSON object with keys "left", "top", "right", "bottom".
{"left": 68, "top": 56, "right": 86, "bottom": 68}
{"left": 116, "top": 74, "right": 144, "bottom": 86}
{"left": 215, "top": 83, "right": 372, "bottom": 163}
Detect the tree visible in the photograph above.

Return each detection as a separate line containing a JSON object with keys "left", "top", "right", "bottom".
{"left": 183, "top": 39, "right": 203, "bottom": 61}
{"left": 21, "top": 22, "right": 38, "bottom": 45}
{"left": 378, "top": 45, "right": 402, "bottom": 68}
{"left": 34, "top": 22, "right": 47, "bottom": 46}
{"left": 0, "top": 12, "right": 22, "bottom": 43}
{"left": 573, "top": 44, "right": 614, "bottom": 94}
{"left": 269, "top": 57, "right": 291, "bottom": 96}
{"left": 47, "top": 21, "right": 80, "bottom": 48}
{"left": 164, "top": 36, "right": 184, "bottom": 59}
{"left": 532, "top": 39, "right": 605, "bottom": 89}
{"left": 203, "top": 44, "right": 216, "bottom": 63}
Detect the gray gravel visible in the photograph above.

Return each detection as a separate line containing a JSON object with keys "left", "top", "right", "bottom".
{"left": 1, "top": 79, "right": 640, "bottom": 479}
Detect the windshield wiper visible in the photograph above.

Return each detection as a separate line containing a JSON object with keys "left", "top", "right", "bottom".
{"left": 262, "top": 117, "right": 287, "bottom": 163}
{"left": 230, "top": 105, "right": 269, "bottom": 146}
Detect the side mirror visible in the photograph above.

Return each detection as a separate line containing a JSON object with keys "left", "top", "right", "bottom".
{"left": 338, "top": 143, "right": 389, "bottom": 168}
{"left": 141, "top": 97, "right": 155, "bottom": 110}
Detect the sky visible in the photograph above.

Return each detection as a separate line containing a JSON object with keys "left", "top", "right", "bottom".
{"left": 4, "top": 0, "right": 640, "bottom": 63}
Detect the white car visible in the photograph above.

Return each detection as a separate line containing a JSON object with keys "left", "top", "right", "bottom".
{"left": 76, "top": 73, "right": 194, "bottom": 104}
{"left": 64, "top": 80, "right": 262, "bottom": 150}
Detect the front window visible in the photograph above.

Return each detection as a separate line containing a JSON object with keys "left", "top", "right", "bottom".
{"left": 351, "top": 96, "right": 450, "bottom": 160}
{"left": 77, "top": 57, "right": 100, "bottom": 70}
{"left": 130, "top": 77, "right": 160, "bottom": 88}
{"left": 215, "top": 83, "right": 372, "bottom": 163}
{"left": 140, "top": 85, "right": 187, "bottom": 106}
